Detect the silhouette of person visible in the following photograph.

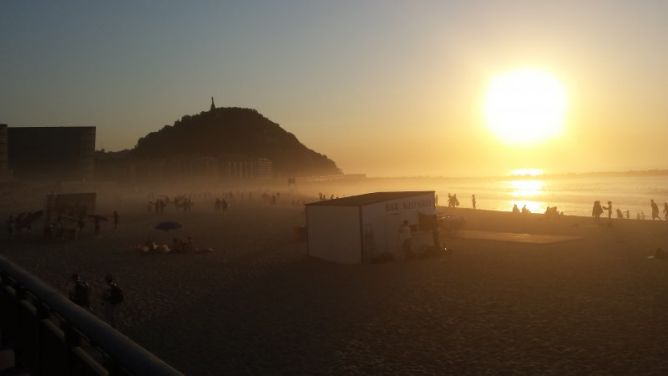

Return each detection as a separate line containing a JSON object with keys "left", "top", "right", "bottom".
{"left": 93, "top": 216, "right": 101, "bottom": 236}
{"left": 113, "top": 211, "right": 119, "bottom": 230}
{"left": 664, "top": 202, "right": 668, "bottom": 220}
{"left": 102, "top": 274, "right": 123, "bottom": 328}
{"left": 77, "top": 213, "right": 85, "bottom": 232}
{"left": 472, "top": 194, "right": 477, "bottom": 209}
{"left": 602, "top": 201, "right": 612, "bottom": 219}
{"left": 616, "top": 209, "right": 624, "bottom": 219}
{"left": 69, "top": 273, "right": 91, "bottom": 310}
{"left": 521, "top": 205, "right": 530, "bottom": 214}
{"left": 592, "top": 201, "right": 603, "bottom": 221}
{"left": 512, "top": 204, "right": 520, "bottom": 214}
{"left": 650, "top": 199, "right": 660, "bottom": 220}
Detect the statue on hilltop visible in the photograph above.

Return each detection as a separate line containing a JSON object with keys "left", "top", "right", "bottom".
{"left": 210, "top": 97, "right": 216, "bottom": 112}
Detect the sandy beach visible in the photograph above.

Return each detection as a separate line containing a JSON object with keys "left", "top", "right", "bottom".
{"left": 2, "top": 197, "right": 668, "bottom": 375}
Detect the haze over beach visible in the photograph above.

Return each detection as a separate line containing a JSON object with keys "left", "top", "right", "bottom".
{"left": 1, "top": 1, "right": 668, "bottom": 375}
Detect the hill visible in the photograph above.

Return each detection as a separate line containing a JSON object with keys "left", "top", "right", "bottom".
{"left": 132, "top": 107, "right": 340, "bottom": 176}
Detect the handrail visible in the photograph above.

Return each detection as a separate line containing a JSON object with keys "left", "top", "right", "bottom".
{"left": 0, "top": 255, "right": 183, "bottom": 375}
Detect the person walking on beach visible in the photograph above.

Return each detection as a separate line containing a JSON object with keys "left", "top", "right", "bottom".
{"left": 472, "top": 194, "right": 477, "bottom": 209}
{"left": 68, "top": 273, "right": 91, "bottom": 310}
{"left": 77, "top": 213, "right": 86, "bottom": 233}
{"left": 93, "top": 216, "right": 101, "bottom": 236}
{"left": 113, "top": 211, "right": 119, "bottom": 230}
{"left": 592, "top": 201, "right": 603, "bottom": 221}
{"left": 101, "top": 274, "right": 123, "bottom": 328}
{"left": 602, "top": 201, "right": 613, "bottom": 219}
{"left": 664, "top": 202, "right": 668, "bottom": 220}
{"left": 650, "top": 200, "right": 660, "bottom": 220}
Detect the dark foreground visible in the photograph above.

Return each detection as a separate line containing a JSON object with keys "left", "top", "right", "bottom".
{"left": 2, "top": 205, "right": 668, "bottom": 375}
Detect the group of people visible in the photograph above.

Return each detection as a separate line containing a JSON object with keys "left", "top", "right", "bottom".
{"left": 148, "top": 195, "right": 194, "bottom": 213}
{"left": 397, "top": 218, "right": 444, "bottom": 261}
{"left": 173, "top": 195, "right": 194, "bottom": 212}
{"left": 148, "top": 198, "right": 169, "bottom": 213}
{"left": 6, "top": 210, "right": 119, "bottom": 240}
{"left": 69, "top": 272, "right": 124, "bottom": 328}
{"left": 512, "top": 204, "right": 532, "bottom": 214}
{"left": 592, "top": 199, "right": 667, "bottom": 221}
{"left": 5, "top": 211, "right": 43, "bottom": 239}
{"left": 134, "top": 236, "right": 212, "bottom": 255}
{"left": 261, "top": 192, "right": 280, "bottom": 205}
{"left": 446, "top": 193, "right": 460, "bottom": 208}
{"left": 214, "top": 198, "right": 229, "bottom": 211}
{"left": 317, "top": 193, "right": 339, "bottom": 201}
{"left": 544, "top": 206, "right": 563, "bottom": 218}
{"left": 147, "top": 190, "right": 297, "bottom": 213}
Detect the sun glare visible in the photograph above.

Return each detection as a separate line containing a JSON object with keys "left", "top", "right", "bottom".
{"left": 484, "top": 69, "right": 567, "bottom": 144}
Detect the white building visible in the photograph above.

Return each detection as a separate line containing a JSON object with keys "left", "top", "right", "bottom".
{"left": 305, "top": 191, "right": 437, "bottom": 264}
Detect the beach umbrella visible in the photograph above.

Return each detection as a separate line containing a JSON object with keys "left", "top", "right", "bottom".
{"left": 155, "top": 221, "right": 182, "bottom": 232}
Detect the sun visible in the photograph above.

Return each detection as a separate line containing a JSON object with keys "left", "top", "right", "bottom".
{"left": 484, "top": 69, "right": 567, "bottom": 144}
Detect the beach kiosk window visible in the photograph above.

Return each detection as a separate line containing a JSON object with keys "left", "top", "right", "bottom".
{"left": 305, "top": 191, "right": 437, "bottom": 264}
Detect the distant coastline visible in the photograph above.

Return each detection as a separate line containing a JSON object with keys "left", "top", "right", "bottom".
{"left": 364, "top": 168, "right": 668, "bottom": 181}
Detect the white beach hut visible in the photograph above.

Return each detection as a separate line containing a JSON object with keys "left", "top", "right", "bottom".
{"left": 305, "top": 191, "right": 437, "bottom": 264}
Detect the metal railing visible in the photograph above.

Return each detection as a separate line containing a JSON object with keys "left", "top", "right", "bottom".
{"left": 0, "top": 255, "right": 182, "bottom": 375}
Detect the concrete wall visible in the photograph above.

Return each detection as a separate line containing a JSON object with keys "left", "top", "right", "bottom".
{"left": 7, "top": 126, "right": 95, "bottom": 180}
{"left": 306, "top": 205, "right": 361, "bottom": 264}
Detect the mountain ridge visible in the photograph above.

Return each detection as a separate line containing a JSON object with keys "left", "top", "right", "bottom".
{"left": 126, "top": 106, "right": 340, "bottom": 177}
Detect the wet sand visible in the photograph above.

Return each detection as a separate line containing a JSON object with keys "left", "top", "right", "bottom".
{"left": 2, "top": 202, "right": 668, "bottom": 375}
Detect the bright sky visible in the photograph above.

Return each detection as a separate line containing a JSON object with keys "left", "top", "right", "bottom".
{"left": 1, "top": 1, "right": 667, "bottom": 177}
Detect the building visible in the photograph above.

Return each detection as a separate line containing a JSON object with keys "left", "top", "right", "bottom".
{"left": 131, "top": 156, "right": 219, "bottom": 180}
{"left": 225, "top": 158, "right": 273, "bottom": 179}
{"left": 7, "top": 126, "right": 96, "bottom": 180}
{"left": 0, "top": 124, "right": 8, "bottom": 178}
{"left": 305, "top": 191, "right": 437, "bottom": 264}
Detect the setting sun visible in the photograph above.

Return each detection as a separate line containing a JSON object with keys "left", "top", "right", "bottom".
{"left": 484, "top": 69, "right": 567, "bottom": 144}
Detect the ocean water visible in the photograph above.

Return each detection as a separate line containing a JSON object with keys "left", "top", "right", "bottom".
{"left": 322, "top": 175, "right": 668, "bottom": 218}
{"left": 431, "top": 175, "right": 668, "bottom": 217}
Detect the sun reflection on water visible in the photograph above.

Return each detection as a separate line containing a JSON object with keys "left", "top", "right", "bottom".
{"left": 510, "top": 180, "right": 544, "bottom": 197}
{"left": 508, "top": 179, "right": 545, "bottom": 213}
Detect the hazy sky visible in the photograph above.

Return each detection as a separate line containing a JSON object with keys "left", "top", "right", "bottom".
{"left": 1, "top": 1, "right": 667, "bottom": 177}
